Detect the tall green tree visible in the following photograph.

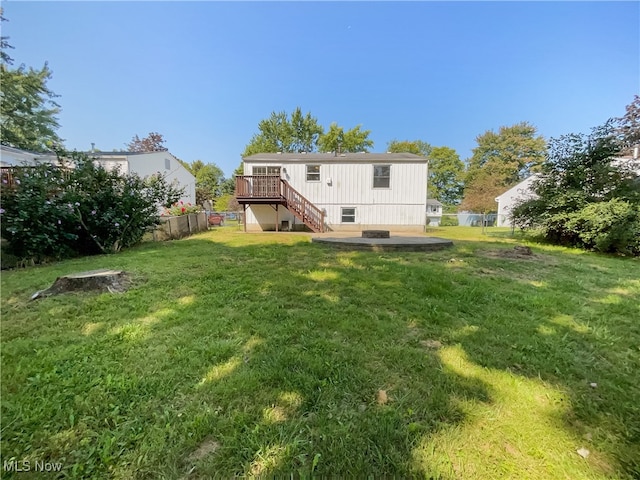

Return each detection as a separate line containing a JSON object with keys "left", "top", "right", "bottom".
{"left": 220, "top": 162, "right": 244, "bottom": 195}
{"left": 462, "top": 122, "right": 546, "bottom": 212}
{"left": 290, "top": 107, "right": 324, "bottom": 153}
{"left": 1, "top": 10, "right": 14, "bottom": 65}
{"left": 243, "top": 108, "right": 323, "bottom": 156}
{"left": 317, "top": 123, "right": 374, "bottom": 153}
{"left": 387, "top": 139, "right": 432, "bottom": 157}
{"left": 387, "top": 140, "right": 464, "bottom": 205}
{"left": 183, "top": 161, "right": 225, "bottom": 205}
{"left": 429, "top": 146, "right": 465, "bottom": 205}
{"left": 0, "top": 13, "right": 62, "bottom": 152}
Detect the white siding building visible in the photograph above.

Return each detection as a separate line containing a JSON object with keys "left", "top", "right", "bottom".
{"left": 0, "top": 146, "right": 195, "bottom": 205}
{"left": 93, "top": 152, "right": 196, "bottom": 205}
{"left": 238, "top": 152, "right": 428, "bottom": 232}
{"left": 494, "top": 175, "right": 539, "bottom": 227}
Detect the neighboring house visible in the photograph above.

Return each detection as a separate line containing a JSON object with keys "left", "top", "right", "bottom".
{"left": 495, "top": 152, "right": 640, "bottom": 227}
{"left": 236, "top": 152, "right": 428, "bottom": 232}
{"left": 426, "top": 199, "right": 443, "bottom": 226}
{"left": 0, "top": 146, "right": 195, "bottom": 205}
{"left": 494, "top": 175, "right": 539, "bottom": 227}
{"left": 0, "top": 145, "right": 44, "bottom": 167}
{"left": 90, "top": 151, "right": 196, "bottom": 205}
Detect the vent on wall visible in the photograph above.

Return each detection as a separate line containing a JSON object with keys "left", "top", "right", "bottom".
{"left": 165, "top": 158, "right": 170, "bottom": 170}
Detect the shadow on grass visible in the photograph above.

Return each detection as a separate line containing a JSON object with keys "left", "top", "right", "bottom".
{"left": 1, "top": 233, "right": 638, "bottom": 478}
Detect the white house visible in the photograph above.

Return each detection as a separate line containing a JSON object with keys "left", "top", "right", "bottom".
{"left": 426, "top": 199, "right": 443, "bottom": 226}
{"left": 90, "top": 151, "right": 196, "bottom": 205}
{"left": 495, "top": 152, "right": 640, "bottom": 227}
{"left": 236, "top": 152, "right": 428, "bottom": 233}
{"left": 0, "top": 145, "right": 45, "bottom": 167}
{"left": 0, "top": 146, "right": 195, "bottom": 205}
{"left": 494, "top": 175, "right": 539, "bottom": 227}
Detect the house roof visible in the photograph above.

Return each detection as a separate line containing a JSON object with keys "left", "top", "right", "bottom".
{"left": 494, "top": 175, "right": 539, "bottom": 202}
{"left": 243, "top": 152, "right": 427, "bottom": 163}
{"left": 1, "top": 144, "right": 52, "bottom": 156}
{"left": 84, "top": 151, "right": 170, "bottom": 156}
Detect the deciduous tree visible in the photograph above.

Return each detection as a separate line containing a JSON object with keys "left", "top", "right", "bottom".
{"left": 511, "top": 121, "right": 640, "bottom": 255}
{"left": 387, "top": 139, "right": 432, "bottom": 157}
{"left": 318, "top": 123, "right": 373, "bottom": 153}
{"left": 387, "top": 140, "right": 464, "bottom": 205}
{"left": 243, "top": 108, "right": 323, "bottom": 156}
{"left": 185, "top": 161, "right": 225, "bottom": 204}
{"left": 1, "top": 10, "right": 14, "bottom": 65}
{"left": 615, "top": 95, "right": 640, "bottom": 154}
{"left": 126, "top": 132, "right": 168, "bottom": 152}
{"left": 0, "top": 13, "right": 62, "bottom": 152}
{"left": 462, "top": 122, "right": 546, "bottom": 212}
{"left": 429, "top": 146, "right": 465, "bottom": 206}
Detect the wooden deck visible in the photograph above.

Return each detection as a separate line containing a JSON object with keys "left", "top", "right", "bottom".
{"left": 235, "top": 175, "right": 325, "bottom": 232}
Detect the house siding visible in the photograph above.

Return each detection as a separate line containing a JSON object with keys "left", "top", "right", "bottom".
{"left": 495, "top": 176, "right": 538, "bottom": 227}
{"left": 126, "top": 153, "right": 196, "bottom": 205}
{"left": 0, "top": 146, "right": 196, "bottom": 206}
{"left": 243, "top": 155, "right": 427, "bottom": 232}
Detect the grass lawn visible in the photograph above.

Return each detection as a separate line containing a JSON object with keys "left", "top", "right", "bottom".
{"left": 1, "top": 227, "right": 639, "bottom": 478}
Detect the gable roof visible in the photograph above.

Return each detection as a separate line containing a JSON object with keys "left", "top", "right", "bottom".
{"left": 243, "top": 152, "right": 427, "bottom": 163}
{"left": 495, "top": 175, "right": 539, "bottom": 202}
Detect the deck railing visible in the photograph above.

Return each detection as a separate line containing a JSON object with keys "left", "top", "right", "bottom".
{"left": 281, "top": 180, "right": 324, "bottom": 232}
{"left": 235, "top": 175, "right": 325, "bottom": 232}
{"left": 235, "top": 175, "right": 282, "bottom": 198}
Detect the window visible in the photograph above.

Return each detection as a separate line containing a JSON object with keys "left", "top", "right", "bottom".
{"left": 373, "top": 165, "right": 390, "bottom": 188}
{"left": 341, "top": 207, "right": 356, "bottom": 223}
{"left": 306, "top": 165, "right": 320, "bottom": 182}
{"left": 252, "top": 166, "right": 281, "bottom": 175}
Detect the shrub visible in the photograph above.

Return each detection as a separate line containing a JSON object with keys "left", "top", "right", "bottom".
{"left": 439, "top": 215, "right": 459, "bottom": 227}
{"left": 512, "top": 120, "right": 640, "bottom": 256}
{"left": 0, "top": 164, "right": 78, "bottom": 262}
{"left": 564, "top": 200, "right": 640, "bottom": 255}
{"left": 0, "top": 150, "right": 184, "bottom": 264}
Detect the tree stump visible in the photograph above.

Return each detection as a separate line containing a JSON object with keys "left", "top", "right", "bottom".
{"left": 31, "top": 269, "right": 129, "bottom": 300}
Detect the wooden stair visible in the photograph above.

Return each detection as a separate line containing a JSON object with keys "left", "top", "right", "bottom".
{"left": 235, "top": 176, "right": 325, "bottom": 232}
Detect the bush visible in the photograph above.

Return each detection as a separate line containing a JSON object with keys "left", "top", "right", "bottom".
{"left": 1, "top": 163, "right": 79, "bottom": 262}
{"left": 439, "top": 215, "right": 459, "bottom": 226}
{"left": 563, "top": 200, "right": 640, "bottom": 255}
{"left": 511, "top": 120, "right": 640, "bottom": 256}
{"left": 0, "top": 150, "right": 184, "bottom": 264}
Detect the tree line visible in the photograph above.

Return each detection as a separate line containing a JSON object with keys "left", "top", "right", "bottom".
{"left": 239, "top": 108, "right": 547, "bottom": 212}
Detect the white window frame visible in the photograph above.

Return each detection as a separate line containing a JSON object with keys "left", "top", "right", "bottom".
{"left": 252, "top": 166, "right": 281, "bottom": 175}
{"left": 306, "top": 164, "right": 321, "bottom": 182}
{"left": 341, "top": 207, "right": 356, "bottom": 223}
{"left": 373, "top": 164, "right": 391, "bottom": 189}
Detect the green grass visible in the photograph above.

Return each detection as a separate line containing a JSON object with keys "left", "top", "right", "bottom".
{"left": 1, "top": 227, "right": 639, "bottom": 479}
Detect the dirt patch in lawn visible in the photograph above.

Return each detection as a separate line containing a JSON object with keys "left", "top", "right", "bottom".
{"left": 188, "top": 437, "right": 220, "bottom": 462}
{"left": 479, "top": 246, "right": 557, "bottom": 264}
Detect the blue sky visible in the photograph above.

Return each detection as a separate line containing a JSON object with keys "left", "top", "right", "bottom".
{"left": 3, "top": 1, "right": 638, "bottom": 176}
